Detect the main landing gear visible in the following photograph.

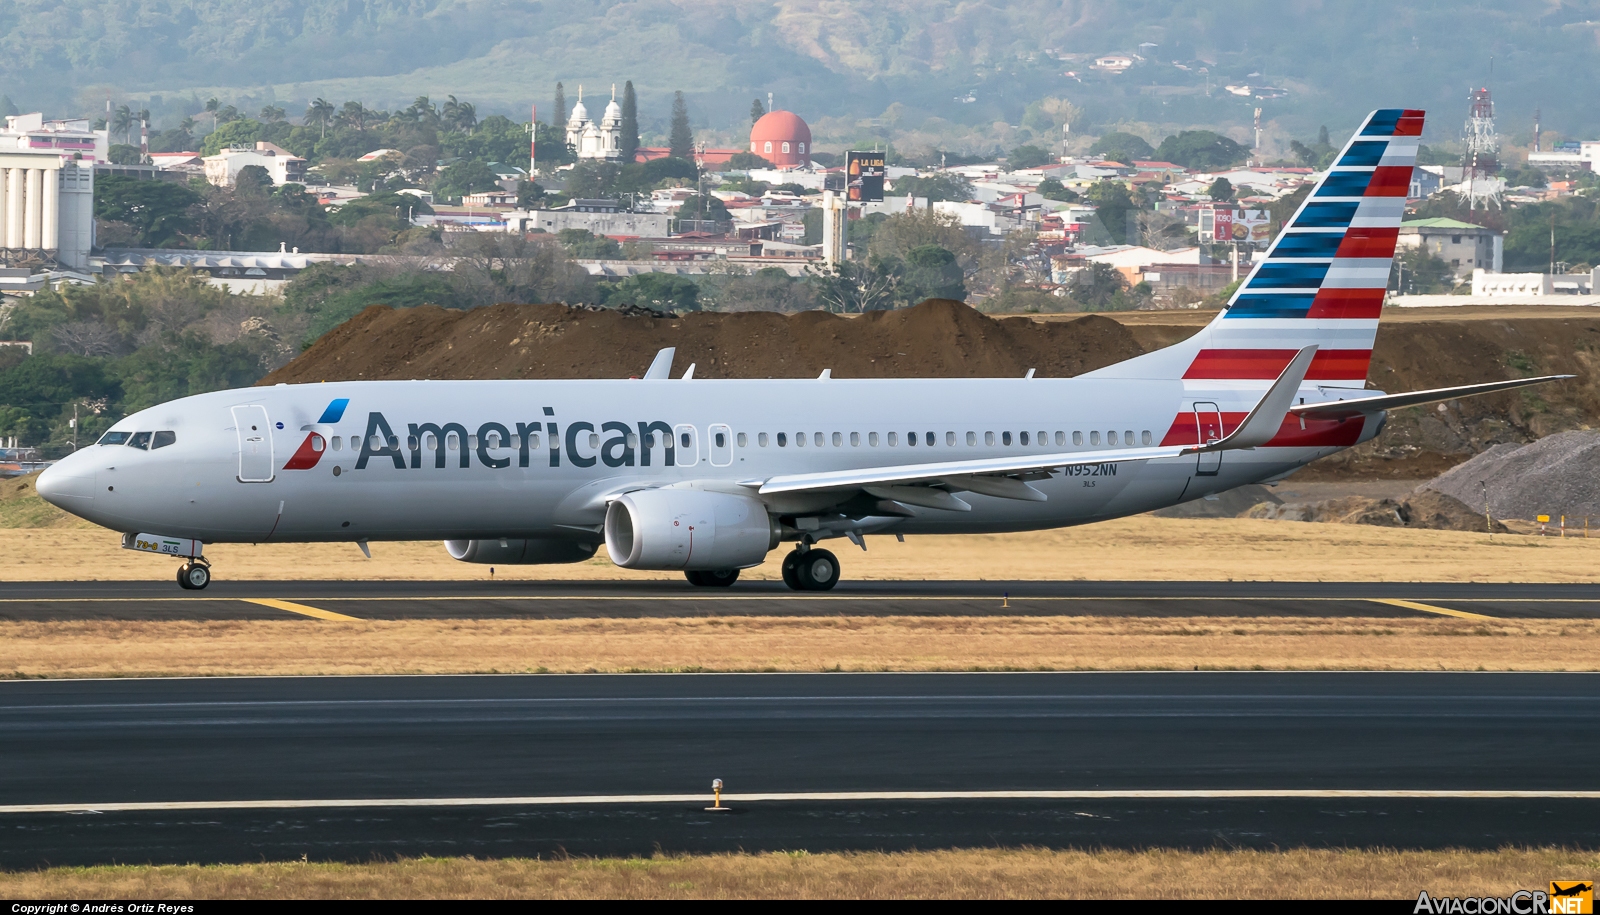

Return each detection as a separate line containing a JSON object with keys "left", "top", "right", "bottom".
{"left": 176, "top": 559, "right": 211, "bottom": 590}
{"left": 781, "top": 546, "right": 840, "bottom": 592}
{"left": 685, "top": 568, "right": 740, "bottom": 587}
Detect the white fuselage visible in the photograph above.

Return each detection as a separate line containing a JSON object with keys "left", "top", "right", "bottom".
{"left": 37, "top": 376, "right": 1381, "bottom": 544}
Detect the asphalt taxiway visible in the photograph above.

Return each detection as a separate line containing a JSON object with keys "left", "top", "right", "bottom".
{"left": 4, "top": 579, "right": 1600, "bottom": 621}
{"left": 1, "top": 671, "right": 1597, "bottom": 865}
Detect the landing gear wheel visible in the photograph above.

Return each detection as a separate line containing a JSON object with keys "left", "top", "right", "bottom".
{"left": 792, "top": 548, "right": 840, "bottom": 592}
{"left": 781, "top": 551, "right": 802, "bottom": 590}
{"left": 177, "top": 562, "right": 211, "bottom": 590}
{"left": 685, "top": 569, "right": 739, "bottom": 587}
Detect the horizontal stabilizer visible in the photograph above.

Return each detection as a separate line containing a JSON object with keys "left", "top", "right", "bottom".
{"left": 1200, "top": 345, "right": 1317, "bottom": 450}
{"left": 1291, "top": 375, "right": 1574, "bottom": 419}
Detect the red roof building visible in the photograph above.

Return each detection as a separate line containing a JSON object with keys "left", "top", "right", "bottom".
{"left": 750, "top": 110, "right": 811, "bottom": 168}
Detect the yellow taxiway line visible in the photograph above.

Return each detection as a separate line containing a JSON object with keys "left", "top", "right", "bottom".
{"left": 1369, "top": 598, "right": 1498, "bottom": 622}
{"left": 241, "top": 598, "right": 361, "bottom": 622}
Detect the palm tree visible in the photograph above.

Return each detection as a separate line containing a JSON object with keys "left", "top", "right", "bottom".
{"left": 305, "top": 98, "right": 334, "bottom": 139}
{"left": 454, "top": 101, "right": 476, "bottom": 134}
{"left": 338, "top": 101, "right": 369, "bottom": 132}
{"left": 259, "top": 105, "right": 286, "bottom": 123}
{"left": 205, "top": 97, "right": 220, "bottom": 131}
{"left": 112, "top": 105, "right": 132, "bottom": 145}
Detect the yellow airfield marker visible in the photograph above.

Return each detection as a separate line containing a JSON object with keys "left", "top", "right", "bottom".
{"left": 243, "top": 598, "right": 362, "bottom": 622}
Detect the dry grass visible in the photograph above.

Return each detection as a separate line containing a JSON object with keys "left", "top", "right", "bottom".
{"left": 2, "top": 616, "right": 1595, "bottom": 678}
{"left": 9, "top": 515, "right": 1600, "bottom": 583}
{"left": 2, "top": 848, "right": 1595, "bottom": 899}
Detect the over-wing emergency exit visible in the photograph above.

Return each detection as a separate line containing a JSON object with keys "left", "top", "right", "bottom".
{"left": 36, "top": 109, "right": 1568, "bottom": 590}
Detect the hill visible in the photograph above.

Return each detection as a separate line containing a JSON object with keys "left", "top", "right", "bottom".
{"left": 3, "top": 1, "right": 1596, "bottom": 152}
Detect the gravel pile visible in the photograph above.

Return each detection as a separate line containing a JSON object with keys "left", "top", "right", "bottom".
{"left": 1421, "top": 431, "right": 1600, "bottom": 521}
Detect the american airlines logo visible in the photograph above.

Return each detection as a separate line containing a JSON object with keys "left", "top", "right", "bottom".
{"left": 287, "top": 409, "right": 683, "bottom": 471}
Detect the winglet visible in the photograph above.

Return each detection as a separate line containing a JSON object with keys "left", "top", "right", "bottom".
{"left": 642, "top": 347, "right": 675, "bottom": 380}
{"left": 1196, "top": 345, "right": 1317, "bottom": 452}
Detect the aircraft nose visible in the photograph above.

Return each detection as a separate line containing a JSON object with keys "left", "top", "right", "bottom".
{"left": 35, "top": 459, "right": 94, "bottom": 508}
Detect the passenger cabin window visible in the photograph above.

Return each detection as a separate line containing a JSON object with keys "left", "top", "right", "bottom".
{"left": 1038, "top": 431, "right": 1047, "bottom": 446}
{"left": 888, "top": 432, "right": 898, "bottom": 446}
{"left": 967, "top": 432, "right": 977, "bottom": 446}
{"left": 714, "top": 431, "right": 726, "bottom": 448}
{"left": 850, "top": 431, "right": 860, "bottom": 446}
{"left": 815, "top": 432, "right": 824, "bottom": 447}
{"left": 869, "top": 432, "right": 879, "bottom": 446}
{"left": 777, "top": 432, "right": 787, "bottom": 447}
{"left": 1056, "top": 431, "right": 1065, "bottom": 446}
{"left": 331, "top": 436, "right": 342, "bottom": 451}
{"left": 127, "top": 431, "right": 152, "bottom": 450}
{"left": 759, "top": 432, "right": 769, "bottom": 447}
{"left": 1141, "top": 430, "right": 1153, "bottom": 445}
{"left": 985, "top": 431, "right": 995, "bottom": 446}
{"left": 1108, "top": 431, "right": 1118, "bottom": 445}
{"left": 1125, "top": 430, "right": 1135, "bottom": 446}
{"left": 906, "top": 431, "right": 916, "bottom": 446}
{"left": 1019, "top": 431, "right": 1030, "bottom": 445}
{"left": 926, "top": 432, "right": 935, "bottom": 446}
{"left": 946, "top": 432, "right": 956, "bottom": 446}
{"left": 1090, "top": 431, "right": 1100, "bottom": 445}
{"left": 796, "top": 432, "right": 806, "bottom": 447}
{"left": 98, "top": 431, "right": 130, "bottom": 446}
{"left": 1002, "top": 431, "right": 1012, "bottom": 446}
{"left": 832, "top": 432, "right": 842, "bottom": 447}
{"left": 679, "top": 432, "right": 692, "bottom": 449}
{"left": 737, "top": 432, "right": 747, "bottom": 447}
{"left": 1073, "top": 431, "right": 1083, "bottom": 445}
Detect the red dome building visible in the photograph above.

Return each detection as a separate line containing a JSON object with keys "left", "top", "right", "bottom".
{"left": 750, "top": 110, "right": 812, "bottom": 168}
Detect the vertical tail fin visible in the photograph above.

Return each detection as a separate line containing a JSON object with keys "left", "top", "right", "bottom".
{"left": 1085, "top": 108, "right": 1423, "bottom": 387}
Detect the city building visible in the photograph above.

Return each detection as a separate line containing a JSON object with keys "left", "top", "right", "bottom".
{"left": 0, "top": 113, "right": 109, "bottom": 165}
{"left": 202, "top": 142, "right": 307, "bottom": 187}
{"left": 1397, "top": 218, "right": 1502, "bottom": 277}
{"left": 503, "top": 202, "right": 669, "bottom": 237}
{"left": 750, "top": 110, "right": 811, "bottom": 168}
{"left": 0, "top": 148, "right": 96, "bottom": 269}
{"left": 1527, "top": 142, "right": 1600, "bottom": 173}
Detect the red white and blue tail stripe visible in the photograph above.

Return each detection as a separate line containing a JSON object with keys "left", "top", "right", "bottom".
{"left": 1085, "top": 108, "right": 1422, "bottom": 388}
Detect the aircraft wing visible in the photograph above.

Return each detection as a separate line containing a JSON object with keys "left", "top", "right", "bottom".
{"left": 754, "top": 346, "right": 1319, "bottom": 506}
{"left": 1291, "top": 375, "right": 1573, "bottom": 420}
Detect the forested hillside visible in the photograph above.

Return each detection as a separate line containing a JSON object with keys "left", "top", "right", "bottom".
{"left": 2, "top": 1, "right": 1598, "bottom": 145}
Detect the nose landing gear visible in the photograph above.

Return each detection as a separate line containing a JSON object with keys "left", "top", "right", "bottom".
{"left": 781, "top": 546, "right": 840, "bottom": 591}
{"left": 176, "top": 560, "right": 211, "bottom": 590}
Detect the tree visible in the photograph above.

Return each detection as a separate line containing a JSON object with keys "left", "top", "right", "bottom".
{"left": 619, "top": 81, "right": 639, "bottom": 163}
{"left": 726, "top": 151, "right": 773, "bottom": 171}
{"left": 895, "top": 244, "right": 966, "bottom": 303}
{"left": 750, "top": 98, "right": 766, "bottom": 125}
{"left": 1090, "top": 131, "right": 1154, "bottom": 163}
{"left": 112, "top": 105, "right": 133, "bottom": 144}
{"left": 1391, "top": 245, "right": 1456, "bottom": 294}
{"left": 338, "top": 101, "right": 373, "bottom": 132}
{"left": 517, "top": 181, "right": 545, "bottom": 208}
{"left": 1085, "top": 180, "right": 1136, "bottom": 244}
{"left": 1008, "top": 144, "right": 1052, "bottom": 169}
{"left": 676, "top": 194, "right": 730, "bottom": 224}
{"left": 556, "top": 228, "right": 622, "bottom": 259}
{"left": 235, "top": 164, "right": 273, "bottom": 194}
{"left": 305, "top": 98, "right": 335, "bottom": 139}
{"left": 553, "top": 83, "right": 567, "bottom": 127}
{"left": 107, "top": 145, "right": 144, "bottom": 165}
{"left": 205, "top": 97, "right": 221, "bottom": 131}
{"left": 1070, "top": 261, "right": 1133, "bottom": 311}
{"left": 890, "top": 173, "right": 974, "bottom": 202}
{"left": 605, "top": 272, "right": 699, "bottom": 312}
{"left": 668, "top": 91, "right": 693, "bottom": 160}
{"left": 93, "top": 175, "right": 202, "bottom": 247}
{"left": 442, "top": 95, "right": 476, "bottom": 133}
{"left": 432, "top": 159, "right": 500, "bottom": 203}
{"left": 1036, "top": 177, "right": 1078, "bottom": 202}
{"left": 1207, "top": 177, "right": 1234, "bottom": 201}
{"left": 259, "top": 105, "right": 286, "bottom": 123}
{"left": 866, "top": 208, "right": 982, "bottom": 275}
{"left": 200, "top": 118, "right": 260, "bottom": 156}
{"left": 1154, "top": 130, "right": 1247, "bottom": 170}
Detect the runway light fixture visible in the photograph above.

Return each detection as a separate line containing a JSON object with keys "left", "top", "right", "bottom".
{"left": 707, "top": 778, "right": 728, "bottom": 812}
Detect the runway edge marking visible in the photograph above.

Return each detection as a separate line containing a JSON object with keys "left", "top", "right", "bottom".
{"left": 1371, "top": 598, "right": 1498, "bottom": 621}
{"left": 8, "top": 789, "right": 1600, "bottom": 814}
{"left": 242, "top": 598, "right": 361, "bottom": 622}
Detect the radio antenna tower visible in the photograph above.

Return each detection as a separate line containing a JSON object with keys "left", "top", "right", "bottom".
{"left": 1462, "top": 86, "right": 1499, "bottom": 211}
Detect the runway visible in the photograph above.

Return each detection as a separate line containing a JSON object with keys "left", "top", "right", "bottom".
{"left": 1, "top": 671, "right": 1597, "bottom": 866}
{"left": 5, "top": 579, "right": 1600, "bottom": 620}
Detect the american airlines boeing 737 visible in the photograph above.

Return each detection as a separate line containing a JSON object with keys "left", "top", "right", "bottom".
{"left": 35, "top": 109, "right": 1567, "bottom": 590}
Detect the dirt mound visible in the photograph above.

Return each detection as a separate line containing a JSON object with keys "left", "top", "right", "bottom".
{"left": 1246, "top": 489, "right": 1504, "bottom": 532}
{"left": 260, "top": 299, "right": 1148, "bottom": 383}
{"left": 1421, "top": 430, "right": 1600, "bottom": 520}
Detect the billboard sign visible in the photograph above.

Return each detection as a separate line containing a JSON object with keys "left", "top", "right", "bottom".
{"left": 846, "top": 151, "right": 886, "bottom": 202}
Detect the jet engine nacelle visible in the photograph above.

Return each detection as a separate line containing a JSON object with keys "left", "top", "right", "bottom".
{"left": 605, "top": 489, "right": 778, "bottom": 570}
{"left": 444, "top": 538, "right": 598, "bottom": 564}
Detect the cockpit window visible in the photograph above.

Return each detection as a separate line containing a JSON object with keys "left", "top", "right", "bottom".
{"left": 151, "top": 431, "right": 176, "bottom": 450}
{"left": 98, "top": 431, "right": 130, "bottom": 446}
{"left": 126, "top": 432, "right": 151, "bottom": 450}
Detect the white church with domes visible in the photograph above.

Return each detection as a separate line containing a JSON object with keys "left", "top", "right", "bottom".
{"left": 565, "top": 86, "right": 624, "bottom": 160}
